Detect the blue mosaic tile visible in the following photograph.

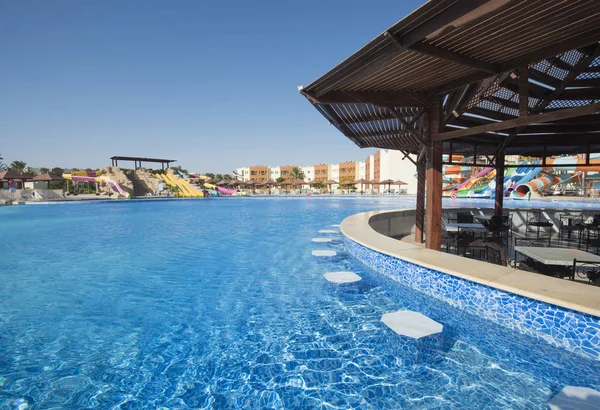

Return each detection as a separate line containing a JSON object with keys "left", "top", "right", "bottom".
{"left": 343, "top": 236, "right": 600, "bottom": 362}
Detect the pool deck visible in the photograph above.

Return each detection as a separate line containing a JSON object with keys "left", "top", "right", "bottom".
{"left": 341, "top": 209, "right": 600, "bottom": 318}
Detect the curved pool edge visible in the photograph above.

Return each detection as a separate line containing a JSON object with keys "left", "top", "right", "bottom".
{"left": 341, "top": 209, "right": 600, "bottom": 361}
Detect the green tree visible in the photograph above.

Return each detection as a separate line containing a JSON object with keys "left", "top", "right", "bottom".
{"left": 214, "top": 173, "right": 223, "bottom": 181}
{"left": 9, "top": 160, "right": 27, "bottom": 173}
{"left": 0, "top": 153, "right": 6, "bottom": 171}
{"left": 224, "top": 174, "right": 233, "bottom": 180}
{"left": 276, "top": 177, "right": 285, "bottom": 183}
{"left": 50, "top": 167, "right": 64, "bottom": 176}
{"left": 204, "top": 173, "right": 215, "bottom": 180}
{"left": 39, "top": 167, "right": 49, "bottom": 174}
{"left": 290, "top": 166, "right": 305, "bottom": 180}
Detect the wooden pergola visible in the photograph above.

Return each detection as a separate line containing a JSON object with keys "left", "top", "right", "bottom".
{"left": 110, "top": 156, "right": 176, "bottom": 170}
{"left": 300, "top": 0, "right": 600, "bottom": 250}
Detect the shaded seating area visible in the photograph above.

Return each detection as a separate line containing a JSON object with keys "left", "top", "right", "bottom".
{"left": 439, "top": 209, "right": 600, "bottom": 286}
{"left": 298, "top": 0, "right": 600, "bottom": 260}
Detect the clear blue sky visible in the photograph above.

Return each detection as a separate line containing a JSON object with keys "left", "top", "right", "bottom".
{"left": 1, "top": 0, "right": 423, "bottom": 173}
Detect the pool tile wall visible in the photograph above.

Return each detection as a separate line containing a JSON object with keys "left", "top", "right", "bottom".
{"left": 343, "top": 237, "right": 600, "bottom": 362}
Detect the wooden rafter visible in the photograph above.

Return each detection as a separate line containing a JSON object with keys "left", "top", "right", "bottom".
{"left": 434, "top": 102, "right": 600, "bottom": 141}
{"left": 534, "top": 44, "right": 600, "bottom": 111}
{"left": 428, "top": 32, "right": 600, "bottom": 95}
{"left": 409, "top": 42, "right": 501, "bottom": 75}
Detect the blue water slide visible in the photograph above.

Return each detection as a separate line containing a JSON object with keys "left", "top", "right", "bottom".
{"left": 512, "top": 164, "right": 542, "bottom": 187}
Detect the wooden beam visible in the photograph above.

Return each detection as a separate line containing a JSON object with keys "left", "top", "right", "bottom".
{"left": 410, "top": 42, "right": 501, "bottom": 75}
{"left": 307, "top": 90, "right": 427, "bottom": 106}
{"left": 384, "top": 105, "right": 427, "bottom": 143}
{"left": 494, "top": 149, "right": 505, "bottom": 217}
{"left": 425, "top": 97, "right": 443, "bottom": 251}
{"left": 415, "top": 158, "right": 425, "bottom": 244}
{"left": 519, "top": 67, "right": 529, "bottom": 117}
{"left": 532, "top": 44, "right": 600, "bottom": 111}
{"left": 434, "top": 102, "right": 600, "bottom": 141}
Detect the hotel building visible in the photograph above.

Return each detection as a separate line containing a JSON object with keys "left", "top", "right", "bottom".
{"left": 236, "top": 149, "right": 417, "bottom": 194}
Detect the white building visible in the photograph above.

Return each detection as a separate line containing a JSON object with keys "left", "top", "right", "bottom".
{"left": 269, "top": 166, "right": 280, "bottom": 181}
{"left": 330, "top": 163, "right": 339, "bottom": 191}
{"left": 357, "top": 161, "right": 366, "bottom": 179}
{"left": 366, "top": 155, "right": 375, "bottom": 181}
{"left": 376, "top": 150, "right": 417, "bottom": 194}
{"left": 235, "top": 167, "right": 250, "bottom": 181}
{"left": 302, "top": 166, "right": 314, "bottom": 182}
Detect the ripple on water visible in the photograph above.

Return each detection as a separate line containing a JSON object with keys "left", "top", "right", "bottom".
{"left": 0, "top": 198, "right": 599, "bottom": 409}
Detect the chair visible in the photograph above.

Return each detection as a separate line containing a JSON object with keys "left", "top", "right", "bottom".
{"left": 581, "top": 215, "right": 600, "bottom": 253}
{"left": 572, "top": 259, "right": 600, "bottom": 285}
{"left": 525, "top": 210, "right": 553, "bottom": 239}
{"left": 456, "top": 228, "right": 475, "bottom": 257}
{"left": 457, "top": 212, "right": 474, "bottom": 223}
{"left": 558, "top": 213, "right": 583, "bottom": 244}
{"left": 441, "top": 231, "right": 456, "bottom": 253}
{"left": 485, "top": 242, "right": 507, "bottom": 266}
{"left": 484, "top": 215, "right": 511, "bottom": 245}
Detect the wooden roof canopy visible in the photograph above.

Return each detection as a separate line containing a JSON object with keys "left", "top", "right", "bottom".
{"left": 300, "top": 0, "right": 600, "bottom": 158}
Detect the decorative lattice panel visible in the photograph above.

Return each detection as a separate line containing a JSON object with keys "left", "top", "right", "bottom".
{"left": 559, "top": 49, "right": 584, "bottom": 67}
{"left": 546, "top": 100, "right": 593, "bottom": 109}
{"left": 576, "top": 71, "right": 600, "bottom": 80}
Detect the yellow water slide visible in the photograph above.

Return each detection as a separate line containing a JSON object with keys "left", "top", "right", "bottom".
{"left": 162, "top": 172, "right": 204, "bottom": 197}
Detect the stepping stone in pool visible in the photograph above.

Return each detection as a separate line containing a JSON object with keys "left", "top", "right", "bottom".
{"left": 549, "top": 386, "right": 600, "bottom": 410}
{"left": 312, "top": 238, "right": 333, "bottom": 243}
{"left": 324, "top": 271, "right": 361, "bottom": 284}
{"left": 381, "top": 311, "right": 445, "bottom": 365}
{"left": 312, "top": 250, "right": 337, "bottom": 257}
{"left": 381, "top": 310, "right": 443, "bottom": 339}
{"left": 318, "top": 229, "right": 337, "bottom": 234}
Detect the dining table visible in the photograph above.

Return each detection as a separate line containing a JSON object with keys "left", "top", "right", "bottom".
{"left": 514, "top": 246, "right": 600, "bottom": 279}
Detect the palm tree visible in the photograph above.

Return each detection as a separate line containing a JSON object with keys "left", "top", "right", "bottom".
{"left": 0, "top": 153, "right": 6, "bottom": 171}
{"left": 10, "top": 160, "right": 27, "bottom": 174}
{"left": 290, "top": 166, "right": 305, "bottom": 180}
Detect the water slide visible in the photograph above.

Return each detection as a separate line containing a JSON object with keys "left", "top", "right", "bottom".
{"left": 62, "top": 171, "right": 131, "bottom": 199}
{"left": 159, "top": 171, "right": 205, "bottom": 197}
{"left": 99, "top": 176, "right": 130, "bottom": 199}
{"left": 204, "top": 182, "right": 236, "bottom": 195}
{"left": 510, "top": 155, "right": 600, "bottom": 198}
{"left": 444, "top": 167, "right": 495, "bottom": 197}
{"left": 469, "top": 167, "right": 518, "bottom": 198}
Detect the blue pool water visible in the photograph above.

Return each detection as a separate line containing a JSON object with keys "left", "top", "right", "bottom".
{"left": 1, "top": 197, "right": 599, "bottom": 409}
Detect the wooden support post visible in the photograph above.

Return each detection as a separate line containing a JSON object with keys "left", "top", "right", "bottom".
{"left": 425, "top": 97, "right": 443, "bottom": 250}
{"left": 494, "top": 150, "right": 505, "bottom": 216}
{"left": 415, "top": 158, "right": 426, "bottom": 244}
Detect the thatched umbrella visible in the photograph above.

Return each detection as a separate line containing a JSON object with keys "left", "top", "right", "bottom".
{"left": 215, "top": 180, "right": 228, "bottom": 186}
{"left": 228, "top": 180, "right": 245, "bottom": 187}
{"left": 394, "top": 180, "right": 407, "bottom": 193}
{"left": 379, "top": 178, "right": 395, "bottom": 193}
{"left": 322, "top": 179, "right": 337, "bottom": 193}
{"left": 352, "top": 178, "right": 369, "bottom": 193}
{"left": 263, "top": 179, "right": 277, "bottom": 194}
{"left": 292, "top": 179, "right": 306, "bottom": 187}
{"left": 245, "top": 180, "right": 257, "bottom": 194}
{"left": 279, "top": 179, "right": 293, "bottom": 194}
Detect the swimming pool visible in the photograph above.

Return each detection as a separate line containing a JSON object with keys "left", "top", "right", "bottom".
{"left": 1, "top": 197, "right": 599, "bottom": 409}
